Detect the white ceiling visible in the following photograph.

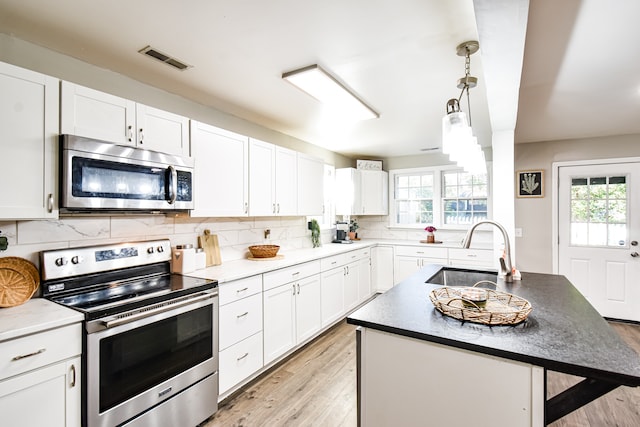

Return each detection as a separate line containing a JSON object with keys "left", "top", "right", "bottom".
{"left": 0, "top": 0, "right": 638, "bottom": 158}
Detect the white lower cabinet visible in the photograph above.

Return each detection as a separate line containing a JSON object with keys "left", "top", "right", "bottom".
{"left": 372, "top": 246, "right": 395, "bottom": 292}
{"left": 0, "top": 323, "right": 82, "bottom": 427}
{"left": 263, "top": 270, "right": 322, "bottom": 365}
{"left": 218, "top": 275, "right": 263, "bottom": 396}
{"left": 448, "top": 248, "right": 495, "bottom": 269}
{"left": 320, "top": 266, "right": 345, "bottom": 327}
{"left": 356, "top": 256, "right": 372, "bottom": 301}
{"left": 219, "top": 332, "right": 263, "bottom": 396}
{"left": 393, "top": 245, "right": 448, "bottom": 284}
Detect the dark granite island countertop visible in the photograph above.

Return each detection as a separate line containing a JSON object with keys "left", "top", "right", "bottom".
{"left": 347, "top": 264, "right": 640, "bottom": 424}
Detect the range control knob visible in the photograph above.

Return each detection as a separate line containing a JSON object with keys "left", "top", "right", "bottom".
{"left": 157, "top": 246, "right": 165, "bottom": 253}
{"left": 147, "top": 247, "right": 155, "bottom": 254}
{"left": 71, "top": 256, "right": 83, "bottom": 265}
{"left": 55, "top": 257, "right": 68, "bottom": 267}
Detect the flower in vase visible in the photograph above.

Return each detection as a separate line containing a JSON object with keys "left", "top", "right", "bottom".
{"left": 424, "top": 226, "right": 437, "bottom": 233}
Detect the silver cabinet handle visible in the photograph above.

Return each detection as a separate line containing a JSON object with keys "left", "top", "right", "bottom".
{"left": 277, "top": 203, "right": 280, "bottom": 213}
{"left": 631, "top": 252, "right": 639, "bottom": 258}
{"left": 128, "top": 125, "right": 133, "bottom": 142}
{"left": 244, "top": 202, "right": 248, "bottom": 214}
{"left": 292, "top": 271, "right": 300, "bottom": 277}
{"left": 297, "top": 283, "right": 300, "bottom": 295}
{"left": 236, "top": 287, "right": 249, "bottom": 294}
{"left": 12, "top": 348, "right": 46, "bottom": 361}
{"left": 237, "top": 352, "right": 249, "bottom": 361}
{"left": 47, "top": 193, "right": 54, "bottom": 213}
{"left": 69, "top": 364, "right": 77, "bottom": 388}
{"left": 236, "top": 311, "right": 249, "bottom": 318}
{"left": 292, "top": 284, "right": 296, "bottom": 295}
{"left": 139, "top": 128, "right": 144, "bottom": 143}
{"left": 272, "top": 203, "right": 276, "bottom": 214}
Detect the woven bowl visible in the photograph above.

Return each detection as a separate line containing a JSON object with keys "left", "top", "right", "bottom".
{"left": 248, "top": 245, "right": 280, "bottom": 258}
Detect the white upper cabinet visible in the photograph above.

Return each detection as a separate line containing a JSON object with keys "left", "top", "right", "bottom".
{"left": 360, "top": 169, "right": 389, "bottom": 215}
{"left": 248, "top": 138, "right": 297, "bottom": 216}
{"left": 61, "top": 81, "right": 189, "bottom": 157}
{"left": 0, "top": 62, "right": 59, "bottom": 220}
{"left": 190, "top": 121, "right": 249, "bottom": 217}
{"left": 296, "top": 152, "right": 324, "bottom": 216}
{"left": 336, "top": 168, "right": 389, "bottom": 215}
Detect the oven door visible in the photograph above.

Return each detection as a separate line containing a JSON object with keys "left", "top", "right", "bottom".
{"left": 60, "top": 135, "right": 194, "bottom": 212}
{"left": 86, "top": 291, "right": 218, "bottom": 427}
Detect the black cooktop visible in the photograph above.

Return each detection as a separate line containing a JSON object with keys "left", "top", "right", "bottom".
{"left": 42, "top": 263, "right": 217, "bottom": 320}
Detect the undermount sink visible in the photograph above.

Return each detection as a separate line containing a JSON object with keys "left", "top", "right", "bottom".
{"left": 425, "top": 267, "right": 498, "bottom": 288}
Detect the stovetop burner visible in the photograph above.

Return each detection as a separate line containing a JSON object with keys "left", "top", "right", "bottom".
{"left": 40, "top": 239, "right": 217, "bottom": 320}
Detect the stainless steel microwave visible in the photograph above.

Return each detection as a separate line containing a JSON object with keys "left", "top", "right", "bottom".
{"left": 60, "top": 134, "right": 194, "bottom": 214}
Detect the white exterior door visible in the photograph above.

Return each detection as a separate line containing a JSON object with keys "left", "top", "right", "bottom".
{"left": 558, "top": 161, "right": 640, "bottom": 321}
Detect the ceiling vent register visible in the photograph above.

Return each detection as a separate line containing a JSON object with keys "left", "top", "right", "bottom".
{"left": 138, "top": 45, "right": 192, "bottom": 71}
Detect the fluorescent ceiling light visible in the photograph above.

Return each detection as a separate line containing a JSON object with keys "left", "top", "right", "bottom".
{"left": 283, "top": 65, "right": 379, "bottom": 121}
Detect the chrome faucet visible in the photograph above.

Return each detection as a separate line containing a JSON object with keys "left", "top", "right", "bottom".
{"left": 462, "top": 220, "right": 513, "bottom": 283}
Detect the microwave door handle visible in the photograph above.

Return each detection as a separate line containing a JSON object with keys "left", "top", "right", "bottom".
{"left": 167, "top": 165, "right": 177, "bottom": 204}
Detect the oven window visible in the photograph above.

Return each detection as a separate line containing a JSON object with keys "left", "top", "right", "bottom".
{"left": 99, "top": 305, "right": 213, "bottom": 412}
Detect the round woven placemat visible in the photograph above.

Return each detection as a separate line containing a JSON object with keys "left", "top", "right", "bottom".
{"left": 0, "top": 257, "right": 39, "bottom": 307}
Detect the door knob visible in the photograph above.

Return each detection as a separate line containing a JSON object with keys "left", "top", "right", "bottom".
{"left": 631, "top": 252, "right": 639, "bottom": 258}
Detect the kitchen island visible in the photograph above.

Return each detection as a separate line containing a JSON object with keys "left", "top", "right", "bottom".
{"left": 347, "top": 264, "right": 640, "bottom": 427}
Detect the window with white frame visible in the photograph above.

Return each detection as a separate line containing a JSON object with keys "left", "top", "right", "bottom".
{"left": 393, "top": 172, "right": 434, "bottom": 225}
{"left": 442, "top": 171, "right": 488, "bottom": 225}
{"left": 390, "top": 166, "right": 490, "bottom": 228}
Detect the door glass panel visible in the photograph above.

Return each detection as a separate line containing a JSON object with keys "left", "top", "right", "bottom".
{"left": 570, "top": 176, "right": 627, "bottom": 247}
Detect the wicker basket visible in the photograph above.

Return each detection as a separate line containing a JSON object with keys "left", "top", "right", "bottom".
{"left": 429, "top": 286, "right": 532, "bottom": 326}
{"left": 248, "top": 245, "right": 280, "bottom": 258}
{"left": 0, "top": 257, "right": 40, "bottom": 308}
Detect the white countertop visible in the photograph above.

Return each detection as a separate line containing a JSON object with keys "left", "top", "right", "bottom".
{"left": 187, "top": 239, "right": 493, "bottom": 284}
{"left": 0, "top": 298, "right": 84, "bottom": 342}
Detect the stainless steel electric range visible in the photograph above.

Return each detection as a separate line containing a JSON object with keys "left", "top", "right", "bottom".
{"left": 40, "top": 239, "right": 218, "bottom": 427}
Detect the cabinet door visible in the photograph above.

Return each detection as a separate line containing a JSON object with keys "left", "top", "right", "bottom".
{"left": 0, "top": 62, "right": 58, "bottom": 219}
{"left": 357, "top": 256, "right": 372, "bottom": 302}
{"left": 248, "top": 138, "right": 276, "bottom": 216}
{"left": 135, "top": 104, "right": 189, "bottom": 157}
{"left": 191, "top": 121, "right": 249, "bottom": 217}
{"left": 295, "top": 275, "right": 322, "bottom": 343}
{"left": 335, "top": 168, "right": 362, "bottom": 215}
{"left": 320, "top": 267, "right": 345, "bottom": 327}
{"left": 372, "top": 246, "right": 395, "bottom": 292}
{"left": 0, "top": 357, "right": 80, "bottom": 427}
{"left": 344, "top": 264, "right": 359, "bottom": 312}
{"left": 60, "top": 81, "right": 135, "bottom": 146}
{"left": 263, "top": 283, "right": 296, "bottom": 364}
{"left": 361, "top": 170, "right": 389, "bottom": 215}
{"left": 296, "top": 153, "right": 324, "bottom": 215}
{"left": 274, "top": 146, "right": 297, "bottom": 216}
{"left": 394, "top": 256, "right": 422, "bottom": 284}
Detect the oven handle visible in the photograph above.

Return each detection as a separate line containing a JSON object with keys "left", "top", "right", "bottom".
{"left": 101, "top": 292, "right": 215, "bottom": 329}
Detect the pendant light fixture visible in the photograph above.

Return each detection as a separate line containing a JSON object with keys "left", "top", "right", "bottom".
{"left": 442, "top": 41, "right": 486, "bottom": 174}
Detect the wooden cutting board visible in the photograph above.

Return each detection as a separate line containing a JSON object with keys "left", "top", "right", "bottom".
{"left": 198, "top": 229, "right": 221, "bottom": 267}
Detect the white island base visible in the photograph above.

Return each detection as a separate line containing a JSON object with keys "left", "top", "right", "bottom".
{"left": 357, "top": 327, "right": 545, "bottom": 427}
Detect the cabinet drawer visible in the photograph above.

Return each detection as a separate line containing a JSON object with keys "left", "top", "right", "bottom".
{"left": 1, "top": 323, "right": 81, "bottom": 381}
{"left": 263, "top": 260, "right": 320, "bottom": 291}
{"left": 395, "top": 245, "right": 448, "bottom": 258}
{"left": 345, "top": 248, "right": 370, "bottom": 263}
{"left": 219, "top": 332, "right": 263, "bottom": 395}
{"left": 219, "top": 293, "right": 263, "bottom": 350}
{"left": 448, "top": 248, "right": 494, "bottom": 263}
{"left": 219, "top": 275, "right": 262, "bottom": 306}
{"left": 320, "top": 253, "right": 347, "bottom": 271}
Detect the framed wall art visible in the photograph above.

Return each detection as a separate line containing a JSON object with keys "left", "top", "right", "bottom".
{"left": 517, "top": 170, "right": 544, "bottom": 198}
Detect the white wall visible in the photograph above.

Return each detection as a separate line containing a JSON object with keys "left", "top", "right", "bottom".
{"left": 515, "top": 133, "right": 640, "bottom": 273}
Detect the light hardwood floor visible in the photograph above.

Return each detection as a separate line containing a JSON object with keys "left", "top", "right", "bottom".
{"left": 204, "top": 320, "right": 640, "bottom": 427}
